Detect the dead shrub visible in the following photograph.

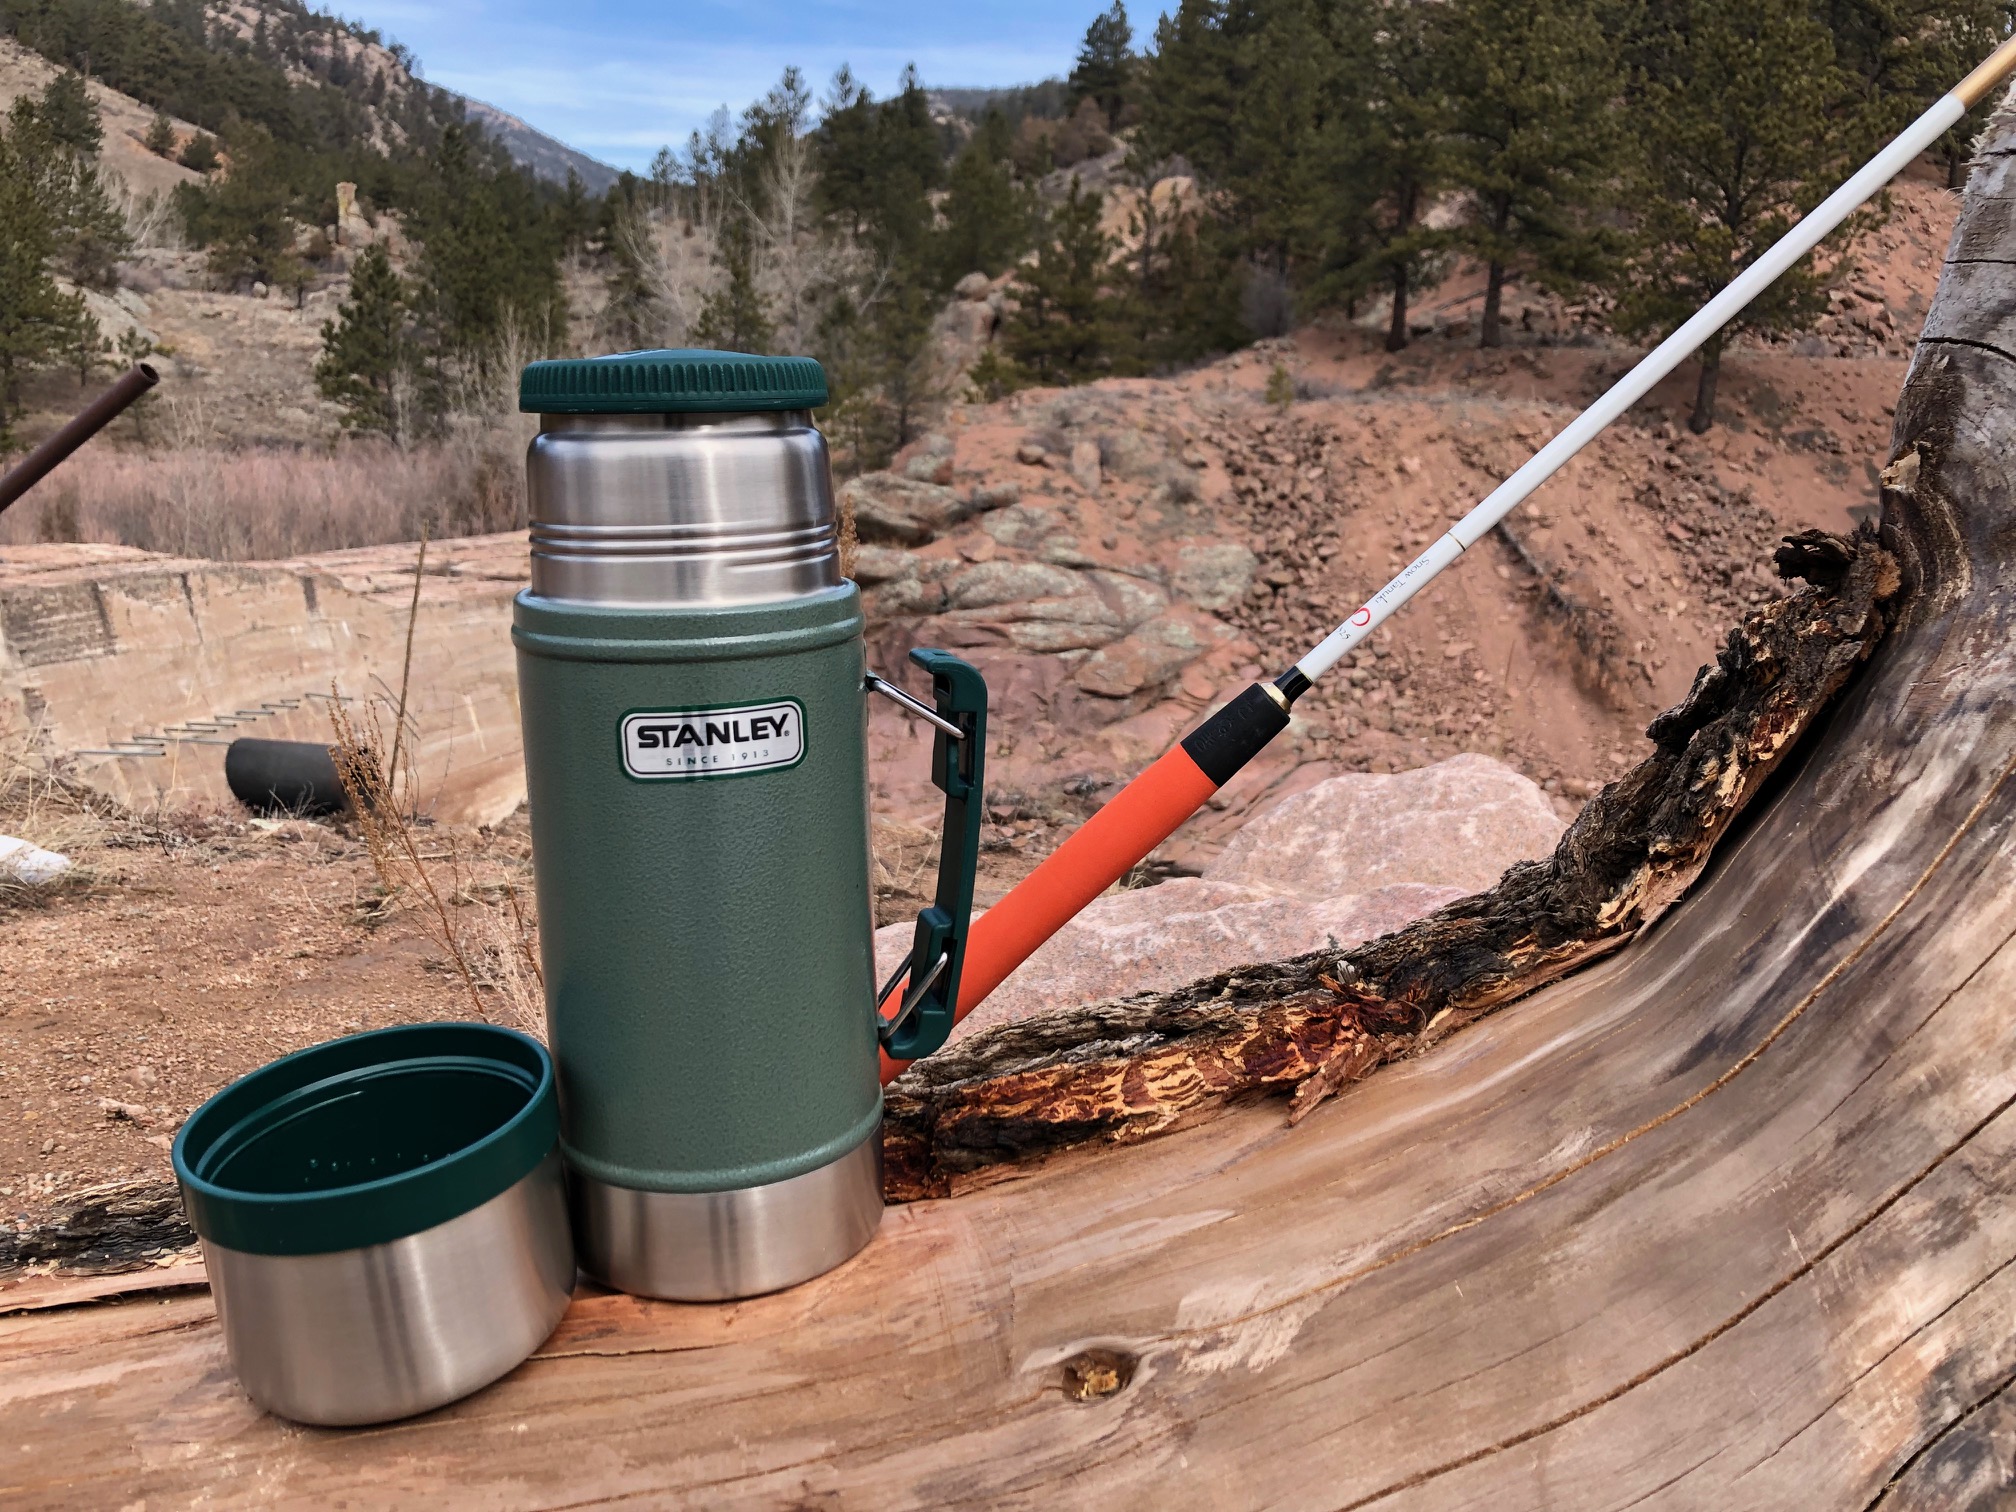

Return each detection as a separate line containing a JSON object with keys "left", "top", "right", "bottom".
{"left": 327, "top": 693, "right": 545, "bottom": 1033}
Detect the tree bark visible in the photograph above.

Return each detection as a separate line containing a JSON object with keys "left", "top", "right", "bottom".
{"left": 1386, "top": 260, "right": 1410, "bottom": 352}
{"left": 1481, "top": 259, "right": 1506, "bottom": 348}
{"left": 1690, "top": 338, "right": 1722, "bottom": 432}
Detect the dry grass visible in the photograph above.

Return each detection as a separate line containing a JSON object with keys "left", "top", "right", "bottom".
{"left": 326, "top": 694, "right": 546, "bottom": 1035}
{"left": 0, "top": 424, "right": 533, "bottom": 562}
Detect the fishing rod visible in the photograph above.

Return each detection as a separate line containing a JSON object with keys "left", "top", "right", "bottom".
{"left": 879, "top": 34, "right": 2016, "bottom": 1083}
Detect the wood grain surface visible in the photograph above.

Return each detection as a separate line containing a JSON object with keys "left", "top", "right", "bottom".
{"left": 11, "top": 104, "right": 2016, "bottom": 1512}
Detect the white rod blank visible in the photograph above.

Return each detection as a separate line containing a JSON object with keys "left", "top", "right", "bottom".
{"left": 1294, "top": 88, "right": 1970, "bottom": 684}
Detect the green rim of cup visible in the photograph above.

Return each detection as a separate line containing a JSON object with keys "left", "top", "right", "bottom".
{"left": 173, "top": 1023, "right": 557, "bottom": 1257}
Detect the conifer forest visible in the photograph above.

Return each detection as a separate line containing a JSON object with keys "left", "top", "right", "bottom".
{"left": 3, "top": 0, "right": 2009, "bottom": 472}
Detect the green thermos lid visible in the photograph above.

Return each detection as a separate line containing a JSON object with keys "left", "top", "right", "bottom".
{"left": 518, "top": 349, "right": 828, "bottom": 415}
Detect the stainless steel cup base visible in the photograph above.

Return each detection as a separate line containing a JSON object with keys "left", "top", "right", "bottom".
{"left": 203, "top": 1153, "right": 575, "bottom": 1427}
{"left": 570, "top": 1129, "right": 882, "bottom": 1301}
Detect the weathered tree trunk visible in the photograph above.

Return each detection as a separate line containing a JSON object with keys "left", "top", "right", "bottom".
{"left": 1481, "top": 258, "right": 1507, "bottom": 348}
{"left": 11, "top": 103, "right": 2016, "bottom": 1512}
{"left": 1690, "top": 337, "right": 1723, "bottom": 433}
{"left": 1387, "top": 259, "right": 1411, "bottom": 353}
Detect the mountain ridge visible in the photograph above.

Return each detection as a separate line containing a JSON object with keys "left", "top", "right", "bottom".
{"left": 1, "top": 0, "right": 618, "bottom": 190}
{"left": 452, "top": 91, "right": 618, "bottom": 193}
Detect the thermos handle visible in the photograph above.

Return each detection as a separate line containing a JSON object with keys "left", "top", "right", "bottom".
{"left": 873, "top": 649, "right": 987, "bottom": 1061}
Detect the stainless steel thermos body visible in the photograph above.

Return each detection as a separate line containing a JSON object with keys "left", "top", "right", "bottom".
{"left": 514, "top": 361, "right": 884, "bottom": 1300}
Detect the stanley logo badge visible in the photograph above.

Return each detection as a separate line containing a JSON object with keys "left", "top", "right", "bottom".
{"left": 620, "top": 700, "right": 805, "bottom": 780}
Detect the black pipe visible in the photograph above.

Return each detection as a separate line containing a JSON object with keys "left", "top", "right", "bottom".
{"left": 225, "top": 739, "right": 351, "bottom": 817}
{"left": 0, "top": 364, "right": 160, "bottom": 516}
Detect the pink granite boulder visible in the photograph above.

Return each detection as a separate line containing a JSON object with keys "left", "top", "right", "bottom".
{"left": 878, "top": 754, "right": 1568, "bottom": 1045}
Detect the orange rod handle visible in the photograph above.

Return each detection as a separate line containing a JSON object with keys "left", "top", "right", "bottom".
{"left": 880, "top": 742, "right": 1219, "bottom": 1083}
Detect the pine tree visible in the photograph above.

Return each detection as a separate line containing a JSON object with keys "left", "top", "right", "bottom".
{"left": 178, "top": 133, "right": 219, "bottom": 173}
{"left": 998, "top": 178, "right": 1136, "bottom": 385}
{"left": 1133, "top": 182, "right": 1246, "bottom": 364}
{"left": 187, "top": 130, "right": 304, "bottom": 291}
{"left": 407, "top": 125, "right": 566, "bottom": 359}
{"left": 1615, "top": 0, "right": 1855, "bottom": 431}
{"left": 1137, "top": 0, "right": 1382, "bottom": 342}
{"left": 599, "top": 203, "right": 662, "bottom": 349}
{"left": 1347, "top": 0, "right": 1454, "bottom": 353}
{"left": 936, "top": 113, "right": 1035, "bottom": 286}
{"left": 692, "top": 216, "right": 774, "bottom": 352}
{"left": 1442, "top": 0, "right": 1624, "bottom": 347}
{"left": 144, "top": 111, "right": 177, "bottom": 159}
{"left": 813, "top": 65, "right": 941, "bottom": 270}
{"left": 62, "top": 301, "right": 106, "bottom": 386}
{"left": 315, "top": 243, "right": 411, "bottom": 440}
{"left": 56, "top": 160, "right": 132, "bottom": 290}
{"left": 34, "top": 72, "right": 101, "bottom": 156}
{"left": 1069, "top": 3, "right": 1137, "bottom": 125}
{"left": 556, "top": 168, "right": 594, "bottom": 256}
{"left": 1819, "top": 0, "right": 2013, "bottom": 187}
{"left": 0, "top": 102, "right": 86, "bottom": 422}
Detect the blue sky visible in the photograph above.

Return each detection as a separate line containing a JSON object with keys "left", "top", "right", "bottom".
{"left": 355, "top": 0, "right": 1126, "bottom": 171}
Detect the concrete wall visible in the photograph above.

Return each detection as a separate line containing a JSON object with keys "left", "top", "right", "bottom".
{"left": 0, "top": 536, "right": 530, "bottom": 826}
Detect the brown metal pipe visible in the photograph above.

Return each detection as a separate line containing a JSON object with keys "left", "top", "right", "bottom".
{"left": 0, "top": 363, "right": 160, "bottom": 516}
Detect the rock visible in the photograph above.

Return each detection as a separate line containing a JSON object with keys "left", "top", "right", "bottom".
{"left": 877, "top": 754, "right": 1568, "bottom": 1042}
{"left": 841, "top": 474, "right": 972, "bottom": 545}
{"left": 1039, "top": 536, "right": 1101, "bottom": 568}
{"left": 954, "top": 271, "right": 992, "bottom": 300}
{"left": 849, "top": 544, "right": 917, "bottom": 587}
{"left": 76, "top": 288, "right": 152, "bottom": 348}
{"left": 880, "top": 881, "right": 1467, "bottom": 1043}
{"left": 334, "top": 181, "right": 375, "bottom": 248}
{"left": 872, "top": 576, "right": 951, "bottom": 616}
{"left": 1172, "top": 543, "right": 1259, "bottom": 611}
{"left": 901, "top": 434, "right": 954, "bottom": 484}
{"left": 1016, "top": 441, "right": 1048, "bottom": 466}
{"left": 946, "top": 560, "right": 1083, "bottom": 611}
{"left": 251, "top": 281, "right": 269, "bottom": 299}
{"left": 942, "top": 300, "right": 996, "bottom": 347}
{"left": 1207, "top": 754, "right": 1565, "bottom": 897}
{"left": 1085, "top": 569, "right": 1169, "bottom": 626}
{"left": 1074, "top": 624, "right": 1198, "bottom": 698}
{"left": 981, "top": 504, "right": 1061, "bottom": 551}
{"left": 970, "top": 481, "right": 1022, "bottom": 512}
{"left": 1097, "top": 429, "right": 1166, "bottom": 482}
{"left": 0, "top": 836, "right": 73, "bottom": 886}
{"left": 939, "top": 583, "right": 1128, "bottom": 652}
{"left": 1070, "top": 439, "right": 1103, "bottom": 492}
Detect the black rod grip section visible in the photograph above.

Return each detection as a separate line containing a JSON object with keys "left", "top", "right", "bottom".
{"left": 1179, "top": 683, "right": 1290, "bottom": 787}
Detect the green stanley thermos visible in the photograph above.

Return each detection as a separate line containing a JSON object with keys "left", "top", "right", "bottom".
{"left": 513, "top": 350, "right": 985, "bottom": 1301}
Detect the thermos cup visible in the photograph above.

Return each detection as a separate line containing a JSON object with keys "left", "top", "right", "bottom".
{"left": 172, "top": 1024, "right": 574, "bottom": 1425}
{"left": 514, "top": 350, "right": 985, "bottom": 1300}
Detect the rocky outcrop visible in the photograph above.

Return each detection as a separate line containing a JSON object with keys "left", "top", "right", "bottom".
{"left": 842, "top": 473, "right": 976, "bottom": 545}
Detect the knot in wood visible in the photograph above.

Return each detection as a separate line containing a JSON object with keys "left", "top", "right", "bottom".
{"left": 1060, "top": 1348, "right": 1137, "bottom": 1402}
